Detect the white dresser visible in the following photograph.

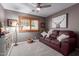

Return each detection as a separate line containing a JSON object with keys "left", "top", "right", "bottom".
{"left": 0, "top": 33, "right": 13, "bottom": 56}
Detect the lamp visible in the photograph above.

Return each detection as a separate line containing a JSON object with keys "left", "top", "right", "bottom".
{"left": 0, "top": 22, "right": 2, "bottom": 35}
{"left": 14, "top": 21, "right": 18, "bottom": 46}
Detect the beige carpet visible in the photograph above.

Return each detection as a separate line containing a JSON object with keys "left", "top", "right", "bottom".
{"left": 8, "top": 40, "right": 63, "bottom": 56}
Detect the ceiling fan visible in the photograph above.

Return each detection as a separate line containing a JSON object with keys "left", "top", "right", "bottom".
{"left": 31, "top": 3, "right": 51, "bottom": 12}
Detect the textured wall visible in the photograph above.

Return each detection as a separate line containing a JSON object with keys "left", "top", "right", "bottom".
{"left": 46, "top": 4, "right": 79, "bottom": 48}
{"left": 0, "top": 4, "right": 5, "bottom": 27}
{"left": 5, "top": 10, "right": 45, "bottom": 42}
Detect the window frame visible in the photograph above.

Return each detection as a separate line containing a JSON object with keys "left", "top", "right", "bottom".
{"left": 19, "top": 16, "right": 39, "bottom": 32}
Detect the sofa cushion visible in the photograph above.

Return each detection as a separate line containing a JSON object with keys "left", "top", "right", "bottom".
{"left": 51, "top": 39, "right": 60, "bottom": 45}
{"left": 59, "top": 31, "right": 75, "bottom": 38}
{"left": 45, "top": 37, "right": 51, "bottom": 42}
{"left": 49, "top": 30, "right": 59, "bottom": 39}
{"left": 49, "top": 34, "right": 57, "bottom": 39}
{"left": 52, "top": 30, "right": 59, "bottom": 35}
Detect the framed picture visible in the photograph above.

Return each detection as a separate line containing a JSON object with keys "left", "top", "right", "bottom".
{"left": 52, "top": 14, "right": 68, "bottom": 28}
{"left": 7, "top": 19, "right": 17, "bottom": 27}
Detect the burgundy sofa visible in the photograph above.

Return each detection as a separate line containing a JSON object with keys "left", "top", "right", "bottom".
{"left": 39, "top": 30, "right": 77, "bottom": 55}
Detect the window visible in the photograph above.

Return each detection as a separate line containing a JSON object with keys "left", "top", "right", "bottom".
{"left": 19, "top": 16, "right": 39, "bottom": 32}
{"left": 31, "top": 20, "right": 39, "bottom": 30}
{"left": 19, "top": 19, "right": 30, "bottom": 32}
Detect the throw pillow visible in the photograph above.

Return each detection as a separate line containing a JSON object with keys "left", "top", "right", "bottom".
{"left": 41, "top": 31, "right": 47, "bottom": 37}
{"left": 57, "top": 34, "right": 69, "bottom": 42}
{"left": 46, "top": 29, "right": 54, "bottom": 38}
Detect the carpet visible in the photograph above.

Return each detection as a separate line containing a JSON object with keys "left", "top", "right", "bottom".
{"left": 8, "top": 40, "right": 63, "bottom": 56}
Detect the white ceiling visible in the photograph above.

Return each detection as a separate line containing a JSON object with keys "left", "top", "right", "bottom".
{"left": 1, "top": 3, "right": 76, "bottom": 17}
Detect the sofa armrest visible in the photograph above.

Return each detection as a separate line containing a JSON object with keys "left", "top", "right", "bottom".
{"left": 60, "top": 38, "right": 76, "bottom": 55}
{"left": 61, "top": 41, "right": 70, "bottom": 55}
{"left": 61, "top": 38, "right": 76, "bottom": 44}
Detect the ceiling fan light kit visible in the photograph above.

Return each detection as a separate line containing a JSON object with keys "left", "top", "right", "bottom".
{"left": 36, "top": 7, "right": 40, "bottom": 11}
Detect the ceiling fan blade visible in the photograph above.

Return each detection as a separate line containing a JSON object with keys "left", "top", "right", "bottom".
{"left": 23, "top": 3, "right": 36, "bottom": 9}
{"left": 40, "top": 5, "right": 51, "bottom": 8}
{"left": 31, "top": 3, "right": 37, "bottom": 7}
{"left": 37, "top": 3, "right": 41, "bottom": 7}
